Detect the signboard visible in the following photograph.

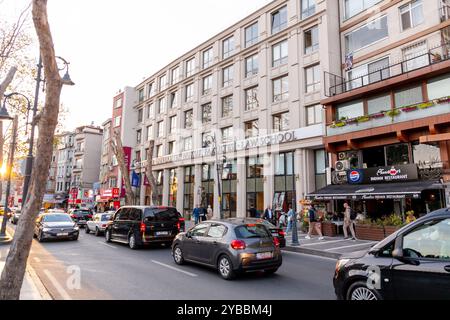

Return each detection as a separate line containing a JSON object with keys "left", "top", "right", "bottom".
{"left": 348, "top": 164, "right": 419, "bottom": 184}
{"left": 101, "top": 188, "right": 120, "bottom": 199}
{"left": 131, "top": 171, "right": 140, "bottom": 187}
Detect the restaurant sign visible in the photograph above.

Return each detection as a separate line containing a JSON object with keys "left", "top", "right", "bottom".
{"left": 348, "top": 164, "right": 419, "bottom": 184}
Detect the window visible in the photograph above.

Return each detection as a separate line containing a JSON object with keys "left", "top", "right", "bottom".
{"left": 157, "top": 121, "right": 164, "bottom": 138}
{"left": 272, "top": 40, "right": 288, "bottom": 67}
{"left": 207, "top": 225, "right": 227, "bottom": 238}
{"left": 138, "top": 89, "right": 144, "bottom": 102}
{"left": 202, "top": 132, "right": 211, "bottom": 148}
{"left": 170, "top": 91, "right": 178, "bottom": 108}
{"left": 245, "top": 22, "right": 258, "bottom": 48}
{"left": 114, "top": 116, "right": 121, "bottom": 127}
{"left": 184, "top": 110, "right": 193, "bottom": 129}
{"left": 137, "top": 109, "right": 143, "bottom": 123}
{"left": 400, "top": 0, "right": 424, "bottom": 31}
{"left": 146, "top": 125, "right": 153, "bottom": 141}
{"left": 413, "top": 142, "right": 441, "bottom": 165}
{"left": 159, "top": 96, "right": 167, "bottom": 114}
{"left": 305, "top": 64, "right": 320, "bottom": 93}
{"left": 347, "top": 57, "right": 390, "bottom": 89}
{"left": 304, "top": 25, "right": 319, "bottom": 54}
{"left": 168, "top": 141, "right": 175, "bottom": 155}
{"left": 273, "top": 112, "right": 289, "bottom": 132}
{"left": 222, "top": 65, "right": 233, "bottom": 87}
{"left": 148, "top": 83, "right": 156, "bottom": 97}
{"left": 427, "top": 74, "right": 450, "bottom": 100}
{"left": 245, "top": 54, "right": 258, "bottom": 77}
{"left": 367, "top": 94, "right": 391, "bottom": 115}
{"left": 183, "top": 137, "right": 193, "bottom": 151}
{"left": 394, "top": 85, "right": 423, "bottom": 107}
{"left": 156, "top": 144, "right": 163, "bottom": 158}
{"left": 314, "top": 149, "right": 327, "bottom": 190}
{"left": 402, "top": 41, "right": 428, "bottom": 72}
{"left": 147, "top": 103, "right": 154, "bottom": 118}
{"left": 336, "top": 100, "right": 364, "bottom": 120}
{"left": 190, "top": 224, "right": 209, "bottom": 237}
{"left": 186, "top": 57, "right": 195, "bottom": 77}
{"left": 301, "top": 0, "right": 316, "bottom": 19}
{"left": 135, "top": 150, "right": 141, "bottom": 162}
{"left": 203, "top": 48, "right": 213, "bottom": 69}
{"left": 344, "top": 0, "right": 382, "bottom": 20}
{"left": 306, "top": 104, "right": 322, "bottom": 125}
{"left": 171, "top": 67, "right": 180, "bottom": 85}
{"left": 222, "top": 95, "right": 233, "bottom": 118}
{"left": 271, "top": 6, "right": 287, "bottom": 34}
{"left": 345, "top": 15, "right": 388, "bottom": 53}
{"left": 136, "top": 129, "right": 142, "bottom": 144}
{"left": 222, "top": 126, "right": 233, "bottom": 143}
{"left": 386, "top": 143, "right": 410, "bottom": 165}
{"left": 245, "top": 87, "right": 258, "bottom": 111}
{"left": 115, "top": 97, "right": 122, "bottom": 108}
{"left": 223, "top": 36, "right": 235, "bottom": 59}
{"left": 202, "top": 75, "right": 212, "bottom": 95}
{"left": 159, "top": 74, "right": 167, "bottom": 91}
{"left": 273, "top": 76, "right": 289, "bottom": 102}
{"left": 245, "top": 119, "right": 259, "bottom": 138}
{"left": 185, "top": 83, "right": 194, "bottom": 102}
{"left": 169, "top": 116, "right": 177, "bottom": 134}
{"left": 202, "top": 103, "right": 212, "bottom": 123}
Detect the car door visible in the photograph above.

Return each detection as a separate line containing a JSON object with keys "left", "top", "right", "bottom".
{"left": 391, "top": 218, "right": 450, "bottom": 299}
{"left": 111, "top": 209, "right": 124, "bottom": 240}
{"left": 203, "top": 224, "right": 228, "bottom": 265}
{"left": 184, "top": 223, "right": 210, "bottom": 262}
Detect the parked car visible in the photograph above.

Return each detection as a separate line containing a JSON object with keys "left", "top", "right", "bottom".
{"left": 245, "top": 218, "right": 286, "bottom": 248}
{"left": 334, "top": 208, "right": 450, "bottom": 300}
{"left": 172, "top": 219, "right": 283, "bottom": 280}
{"left": 68, "top": 208, "right": 93, "bottom": 227}
{"left": 86, "top": 212, "right": 114, "bottom": 236}
{"left": 9, "top": 208, "right": 21, "bottom": 224}
{"left": 34, "top": 213, "right": 79, "bottom": 242}
{"left": 105, "top": 206, "right": 185, "bottom": 249}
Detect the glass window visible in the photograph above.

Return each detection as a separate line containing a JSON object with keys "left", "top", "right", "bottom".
{"left": 171, "top": 67, "right": 180, "bottom": 85}
{"left": 245, "top": 120, "right": 259, "bottom": 138}
{"left": 168, "top": 141, "right": 174, "bottom": 155}
{"left": 222, "top": 126, "right": 233, "bottom": 143}
{"left": 427, "top": 74, "right": 450, "bottom": 100}
{"left": 159, "top": 74, "right": 167, "bottom": 91}
{"left": 203, "top": 48, "right": 213, "bottom": 69}
{"left": 156, "top": 144, "right": 163, "bottom": 158}
{"left": 202, "top": 103, "right": 212, "bottom": 123}
{"left": 202, "top": 75, "right": 212, "bottom": 95}
{"left": 169, "top": 92, "right": 178, "bottom": 108}
{"left": 185, "top": 83, "right": 194, "bottom": 102}
{"left": 138, "top": 89, "right": 144, "bottom": 102}
{"left": 245, "top": 54, "right": 258, "bottom": 77}
{"left": 271, "top": 6, "right": 287, "bottom": 34}
{"left": 159, "top": 96, "right": 167, "bottom": 113}
{"left": 157, "top": 121, "right": 164, "bottom": 137}
{"left": 394, "top": 85, "right": 423, "bottom": 107}
{"left": 315, "top": 149, "right": 327, "bottom": 190}
{"left": 301, "top": 0, "right": 316, "bottom": 19}
{"left": 336, "top": 100, "right": 364, "bottom": 120}
{"left": 402, "top": 41, "right": 428, "bottom": 72}
{"left": 115, "top": 97, "right": 123, "bottom": 108}
{"left": 114, "top": 116, "right": 121, "bottom": 127}
{"left": 272, "top": 40, "right": 288, "bottom": 67}
{"left": 247, "top": 156, "right": 264, "bottom": 178}
{"left": 306, "top": 104, "right": 322, "bottom": 125}
{"left": 137, "top": 109, "right": 143, "bottom": 123}
{"left": 207, "top": 224, "right": 227, "bottom": 238}
{"left": 345, "top": 15, "right": 388, "bottom": 53}
{"left": 368, "top": 57, "right": 390, "bottom": 83}
{"left": 190, "top": 224, "right": 209, "bottom": 237}
{"left": 147, "top": 103, "right": 154, "bottom": 118}
{"left": 184, "top": 110, "right": 193, "bottom": 129}
{"left": 183, "top": 137, "right": 192, "bottom": 151}
{"left": 305, "top": 64, "right": 320, "bottom": 93}
{"left": 273, "top": 112, "right": 290, "bottom": 132}
{"left": 413, "top": 142, "right": 441, "bottom": 166}
{"left": 273, "top": 76, "right": 289, "bottom": 102}
{"left": 245, "top": 87, "right": 258, "bottom": 111}
{"left": 223, "top": 36, "right": 235, "bottom": 59}
{"left": 169, "top": 116, "right": 177, "bottom": 134}
{"left": 367, "top": 94, "right": 391, "bottom": 115}
{"left": 222, "top": 95, "right": 233, "bottom": 118}
{"left": 386, "top": 143, "right": 409, "bottom": 165}
{"left": 245, "top": 22, "right": 259, "bottom": 48}
{"left": 146, "top": 125, "right": 153, "bottom": 141}
{"left": 148, "top": 83, "right": 156, "bottom": 97}
{"left": 136, "top": 129, "right": 142, "bottom": 144}
{"left": 186, "top": 57, "right": 195, "bottom": 77}
{"left": 344, "top": 0, "right": 383, "bottom": 20}
{"left": 304, "top": 25, "right": 319, "bottom": 54}
{"left": 222, "top": 65, "right": 233, "bottom": 87}
{"left": 400, "top": 0, "right": 424, "bottom": 31}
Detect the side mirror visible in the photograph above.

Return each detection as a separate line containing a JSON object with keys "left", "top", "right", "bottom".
{"left": 186, "top": 232, "right": 192, "bottom": 238}
{"left": 393, "top": 235, "right": 420, "bottom": 266}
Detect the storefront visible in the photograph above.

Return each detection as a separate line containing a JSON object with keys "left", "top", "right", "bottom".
{"left": 222, "top": 159, "right": 237, "bottom": 219}
{"left": 246, "top": 156, "right": 264, "bottom": 216}
{"left": 183, "top": 166, "right": 194, "bottom": 217}
{"left": 273, "top": 152, "right": 296, "bottom": 215}
{"left": 95, "top": 188, "right": 120, "bottom": 212}
{"left": 169, "top": 168, "right": 177, "bottom": 207}
{"left": 201, "top": 164, "right": 214, "bottom": 209}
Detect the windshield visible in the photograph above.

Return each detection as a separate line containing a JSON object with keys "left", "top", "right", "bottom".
{"left": 43, "top": 214, "right": 73, "bottom": 223}
{"left": 73, "top": 210, "right": 91, "bottom": 215}
{"left": 101, "top": 214, "right": 112, "bottom": 221}
{"left": 144, "top": 208, "right": 180, "bottom": 222}
{"left": 235, "top": 224, "right": 271, "bottom": 239}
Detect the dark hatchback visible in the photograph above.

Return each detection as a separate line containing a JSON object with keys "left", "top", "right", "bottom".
{"left": 34, "top": 213, "right": 79, "bottom": 242}
{"left": 245, "top": 218, "right": 286, "bottom": 248}
{"left": 105, "top": 206, "right": 185, "bottom": 249}
{"left": 69, "top": 209, "right": 93, "bottom": 227}
{"left": 172, "top": 219, "right": 282, "bottom": 280}
{"left": 334, "top": 208, "right": 450, "bottom": 300}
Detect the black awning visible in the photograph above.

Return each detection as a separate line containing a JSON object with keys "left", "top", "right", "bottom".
{"left": 307, "top": 181, "right": 444, "bottom": 200}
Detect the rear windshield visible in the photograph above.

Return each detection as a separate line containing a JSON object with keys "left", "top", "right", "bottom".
{"left": 235, "top": 224, "right": 271, "bottom": 239}
{"left": 101, "top": 214, "right": 112, "bottom": 221}
{"left": 43, "top": 214, "right": 73, "bottom": 223}
{"left": 73, "top": 210, "right": 91, "bottom": 215}
{"left": 144, "top": 208, "right": 180, "bottom": 222}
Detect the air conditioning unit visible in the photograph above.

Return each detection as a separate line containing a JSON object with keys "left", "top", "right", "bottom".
{"left": 335, "top": 160, "right": 350, "bottom": 172}
{"left": 338, "top": 152, "right": 347, "bottom": 160}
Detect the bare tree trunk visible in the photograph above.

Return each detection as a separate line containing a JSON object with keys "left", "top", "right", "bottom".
{"left": 146, "top": 140, "right": 159, "bottom": 205}
{"left": 111, "top": 129, "right": 134, "bottom": 205}
{"left": 0, "top": 0, "right": 64, "bottom": 300}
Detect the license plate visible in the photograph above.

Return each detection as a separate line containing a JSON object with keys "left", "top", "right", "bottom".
{"left": 156, "top": 231, "right": 170, "bottom": 236}
{"left": 256, "top": 252, "right": 273, "bottom": 260}
{"left": 272, "top": 232, "right": 279, "bottom": 237}
{"left": 57, "top": 233, "right": 69, "bottom": 236}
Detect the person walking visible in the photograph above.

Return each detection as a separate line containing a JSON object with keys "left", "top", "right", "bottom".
{"left": 343, "top": 202, "right": 357, "bottom": 240}
{"left": 285, "top": 204, "right": 295, "bottom": 234}
{"left": 248, "top": 205, "right": 258, "bottom": 218}
{"left": 305, "top": 204, "right": 324, "bottom": 240}
{"left": 192, "top": 204, "right": 201, "bottom": 225}
{"left": 264, "top": 205, "right": 273, "bottom": 223}
{"left": 206, "top": 205, "right": 213, "bottom": 220}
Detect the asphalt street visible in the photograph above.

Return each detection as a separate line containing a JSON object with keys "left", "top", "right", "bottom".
{"left": 1, "top": 225, "right": 337, "bottom": 300}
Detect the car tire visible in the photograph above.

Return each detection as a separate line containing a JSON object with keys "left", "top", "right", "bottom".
{"left": 85, "top": 226, "right": 90, "bottom": 234}
{"left": 105, "top": 229, "right": 112, "bottom": 243}
{"left": 346, "top": 281, "right": 382, "bottom": 301}
{"left": 128, "top": 233, "right": 139, "bottom": 250}
{"left": 173, "top": 245, "right": 185, "bottom": 265}
{"left": 218, "top": 255, "right": 236, "bottom": 280}
{"left": 95, "top": 228, "right": 100, "bottom": 237}
{"left": 265, "top": 268, "right": 278, "bottom": 275}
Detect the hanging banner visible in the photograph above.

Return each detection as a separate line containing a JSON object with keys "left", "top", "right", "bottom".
{"left": 131, "top": 171, "right": 140, "bottom": 187}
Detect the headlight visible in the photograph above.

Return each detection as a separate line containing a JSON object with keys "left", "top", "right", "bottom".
{"left": 74, "top": 226, "right": 79, "bottom": 231}
{"left": 42, "top": 228, "right": 51, "bottom": 232}
{"left": 335, "top": 259, "right": 350, "bottom": 274}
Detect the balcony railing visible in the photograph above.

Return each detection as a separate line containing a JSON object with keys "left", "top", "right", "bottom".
{"left": 324, "top": 42, "right": 450, "bottom": 98}
{"left": 440, "top": 3, "right": 450, "bottom": 22}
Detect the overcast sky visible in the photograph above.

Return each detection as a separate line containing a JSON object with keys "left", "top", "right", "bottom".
{"left": 2, "top": 0, "right": 273, "bottom": 131}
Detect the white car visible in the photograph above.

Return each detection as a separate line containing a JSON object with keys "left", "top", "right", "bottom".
{"left": 85, "top": 212, "right": 114, "bottom": 236}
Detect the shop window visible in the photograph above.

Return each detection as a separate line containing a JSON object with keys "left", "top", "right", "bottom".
{"left": 412, "top": 142, "right": 441, "bottom": 166}
{"left": 201, "top": 164, "right": 214, "bottom": 209}
{"left": 183, "top": 166, "right": 195, "bottom": 213}
{"left": 315, "top": 149, "right": 327, "bottom": 190}
{"left": 386, "top": 143, "right": 410, "bottom": 165}
{"left": 363, "top": 146, "right": 386, "bottom": 168}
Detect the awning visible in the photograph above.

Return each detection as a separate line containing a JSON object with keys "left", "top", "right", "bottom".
{"left": 307, "top": 181, "right": 444, "bottom": 200}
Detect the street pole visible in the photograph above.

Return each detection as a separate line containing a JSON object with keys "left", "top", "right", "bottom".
{"left": 0, "top": 116, "right": 18, "bottom": 238}
{"left": 213, "top": 133, "right": 223, "bottom": 220}
{"left": 22, "top": 56, "right": 42, "bottom": 207}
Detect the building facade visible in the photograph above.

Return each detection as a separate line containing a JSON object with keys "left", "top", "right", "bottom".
{"left": 130, "top": 0, "right": 341, "bottom": 219}
{"left": 54, "top": 132, "right": 75, "bottom": 206}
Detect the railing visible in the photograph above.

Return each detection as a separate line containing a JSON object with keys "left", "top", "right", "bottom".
{"left": 440, "top": 3, "right": 450, "bottom": 22}
{"left": 324, "top": 42, "right": 450, "bottom": 97}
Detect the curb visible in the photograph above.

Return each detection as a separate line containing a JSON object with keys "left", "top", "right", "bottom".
{"left": 26, "top": 264, "right": 53, "bottom": 300}
{"left": 282, "top": 246, "right": 342, "bottom": 259}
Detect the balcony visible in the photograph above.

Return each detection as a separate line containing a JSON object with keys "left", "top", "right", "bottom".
{"left": 324, "top": 42, "right": 450, "bottom": 98}
{"left": 440, "top": 2, "right": 450, "bottom": 22}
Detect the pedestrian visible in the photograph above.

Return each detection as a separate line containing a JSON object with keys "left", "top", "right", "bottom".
{"left": 264, "top": 205, "right": 273, "bottom": 223}
{"left": 278, "top": 211, "right": 287, "bottom": 228}
{"left": 343, "top": 202, "right": 357, "bottom": 240}
{"left": 192, "top": 204, "right": 201, "bottom": 225}
{"left": 305, "top": 204, "right": 324, "bottom": 240}
{"left": 248, "top": 205, "right": 258, "bottom": 218}
{"left": 285, "top": 204, "right": 295, "bottom": 234}
{"left": 200, "top": 206, "right": 207, "bottom": 221}
{"left": 206, "top": 205, "right": 213, "bottom": 220}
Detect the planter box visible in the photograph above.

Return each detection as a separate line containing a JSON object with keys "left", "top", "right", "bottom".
{"left": 355, "top": 224, "right": 385, "bottom": 241}
{"left": 322, "top": 222, "right": 337, "bottom": 237}
{"left": 384, "top": 226, "right": 401, "bottom": 237}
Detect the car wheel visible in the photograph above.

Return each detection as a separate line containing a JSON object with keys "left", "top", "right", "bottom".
{"left": 173, "top": 245, "right": 185, "bottom": 265}
{"left": 105, "top": 229, "right": 112, "bottom": 243}
{"left": 218, "top": 255, "right": 235, "bottom": 280}
{"left": 346, "top": 281, "right": 382, "bottom": 301}
{"left": 85, "top": 226, "right": 90, "bottom": 234}
{"left": 265, "top": 268, "right": 278, "bottom": 275}
{"left": 95, "top": 227, "right": 100, "bottom": 237}
{"left": 128, "top": 233, "right": 139, "bottom": 250}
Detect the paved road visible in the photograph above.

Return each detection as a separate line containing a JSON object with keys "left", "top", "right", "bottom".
{"left": 3, "top": 228, "right": 337, "bottom": 300}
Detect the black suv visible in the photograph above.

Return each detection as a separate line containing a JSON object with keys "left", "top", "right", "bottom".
{"left": 334, "top": 208, "right": 450, "bottom": 300}
{"left": 105, "top": 206, "right": 185, "bottom": 249}
{"left": 69, "top": 208, "right": 93, "bottom": 227}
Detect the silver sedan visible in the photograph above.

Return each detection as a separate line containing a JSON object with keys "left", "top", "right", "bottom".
{"left": 86, "top": 212, "right": 114, "bottom": 236}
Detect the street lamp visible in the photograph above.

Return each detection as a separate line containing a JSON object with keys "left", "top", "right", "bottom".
{"left": 204, "top": 133, "right": 225, "bottom": 220}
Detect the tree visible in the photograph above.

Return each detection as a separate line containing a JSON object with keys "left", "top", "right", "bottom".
{"left": 110, "top": 129, "right": 134, "bottom": 205}
{"left": 0, "top": 0, "right": 69, "bottom": 300}
{"left": 145, "top": 140, "right": 159, "bottom": 205}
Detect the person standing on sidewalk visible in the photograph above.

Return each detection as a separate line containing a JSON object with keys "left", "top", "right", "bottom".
{"left": 192, "top": 204, "right": 201, "bottom": 225}
{"left": 305, "top": 204, "right": 324, "bottom": 240}
{"left": 343, "top": 202, "right": 357, "bottom": 240}
{"left": 285, "top": 204, "right": 295, "bottom": 234}
{"left": 206, "top": 205, "right": 213, "bottom": 220}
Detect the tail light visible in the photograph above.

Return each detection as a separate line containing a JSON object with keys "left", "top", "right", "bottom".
{"left": 70, "top": 214, "right": 76, "bottom": 218}
{"left": 102, "top": 224, "right": 107, "bottom": 228}
{"left": 87, "top": 215, "right": 93, "bottom": 219}
{"left": 177, "top": 218, "right": 185, "bottom": 231}
{"left": 230, "top": 240, "right": 246, "bottom": 250}
{"left": 278, "top": 230, "right": 286, "bottom": 237}
{"left": 273, "top": 237, "right": 280, "bottom": 247}
{"left": 140, "top": 222, "right": 146, "bottom": 233}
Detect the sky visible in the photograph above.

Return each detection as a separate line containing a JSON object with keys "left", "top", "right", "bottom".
{"left": 2, "top": 0, "right": 273, "bottom": 131}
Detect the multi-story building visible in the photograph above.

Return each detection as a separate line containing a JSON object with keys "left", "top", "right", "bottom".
{"left": 55, "top": 132, "right": 75, "bottom": 205}
{"left": 309, "top": 0, "right": 450, "bottom": 220}
{"left": 99, "top": 118, "right": 112, "bottom": 190}
{"left": 131, "top": 0, "right": 341, "bottom": 219}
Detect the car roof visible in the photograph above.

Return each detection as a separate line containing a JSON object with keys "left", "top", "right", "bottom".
{"left": 118, "top": 206, "right": 178, "bottom": 210}
{"left": 426, "top": 208, "right": 450, "bottom": 218}
{"left": 204, "top": 218, "right": 270, "bottom": 227}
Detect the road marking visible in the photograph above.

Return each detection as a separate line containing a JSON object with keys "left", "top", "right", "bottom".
{"left": 281, "top": 251, "right": 338, "bottom": 261}
{"left": 43, "top": 269, "right": 72, "bottom": 300}
{"left": 325, "top": 242, "right": 377, "bottom": 251}
{"left": 33, "top": 257, "right": 41, "bottom": 263}
{"left": 300, "top": 239, "right": 349, "bottom": 247}
{"left": 98, "top": 241, "right": 117, "bottom": 249}
{"left": 151, "top": 260, "right": 198, "bottom": 277}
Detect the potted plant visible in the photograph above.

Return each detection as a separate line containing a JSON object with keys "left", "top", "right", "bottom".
{"left": 386, "top": 109, "right": 401, "bottom": 118}
{"left": 357, "top": 115, "right": 370, "bottom": 123}
{"left": 383, "top": 214, "right": 405, "bottom": 237}
{"left": 370, "top": 112, "right": 386, "bottom": 119}
{"left": 436, "top": 96, "right": 450, "bottom": 104}
{"left": 401, "top": 105, "right": 418, "bottom": 112}
{"left": 355, "top": 218, "right": 385, "bottom": 241}
{"left": 322, "top": 220, "right": 337, "bottom": 237}
{"left": 417, "top": 101, "right": 435, "bottom": 109}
